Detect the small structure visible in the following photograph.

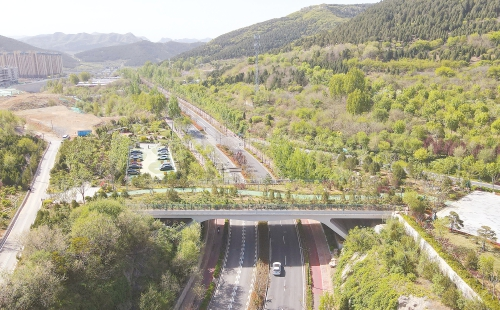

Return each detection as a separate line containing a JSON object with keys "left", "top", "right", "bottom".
{"left": 77, "top": 130, "right": 92, "bottom": 137}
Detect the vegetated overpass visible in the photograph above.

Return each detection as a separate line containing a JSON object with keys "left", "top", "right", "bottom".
{"left": 136, "top": 207, "right": 397, "bottom": 238}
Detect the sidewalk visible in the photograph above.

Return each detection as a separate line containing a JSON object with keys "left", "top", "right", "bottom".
{"left": 176, "top": 219, "right": 224, "bottom": 309}
{"left": 302, "top": 219, "right": 333, "bottom": 309}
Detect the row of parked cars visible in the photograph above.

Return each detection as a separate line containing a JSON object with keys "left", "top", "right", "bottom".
{"left": 158, "top": 146, "right": 173, "bottom": 171}
{"left": 127, "top": 149, "right": 143, "bottom": 175}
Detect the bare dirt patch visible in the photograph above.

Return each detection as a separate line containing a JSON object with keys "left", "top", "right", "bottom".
{"left": 15, "top": 106, "right": 104, "bottom": 138}
{"left": 0, "top": 93, "right": 116, "bottom": 138}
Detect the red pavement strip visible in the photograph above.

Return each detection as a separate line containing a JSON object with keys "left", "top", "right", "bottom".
{"left": 202, "top": 219, "right": 224, "bottom": 288}
{"left": 303, "top": 219, "right": 324, "bottom": 304}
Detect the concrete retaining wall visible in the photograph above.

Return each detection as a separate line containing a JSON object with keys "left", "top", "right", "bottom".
{"left": 396, "top": 214, "right": 479, "bottom": 300}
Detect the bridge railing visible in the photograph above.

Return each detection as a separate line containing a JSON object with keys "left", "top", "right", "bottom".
{"left": 128, "top": 202, "right": 404, "bottom": 211}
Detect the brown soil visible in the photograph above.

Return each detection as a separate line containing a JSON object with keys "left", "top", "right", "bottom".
{"left": 0, "top": 93, "right": 114, "bottom": 138}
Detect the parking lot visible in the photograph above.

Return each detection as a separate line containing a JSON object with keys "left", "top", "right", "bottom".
{"left": 128, "top": 143, "right": 176, "bottom": 180}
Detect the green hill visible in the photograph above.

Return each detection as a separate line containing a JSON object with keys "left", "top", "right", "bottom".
{"left": 175, "top": 4, "right": 371, "bottom": 61}
{"left": 75, "top": 40, "right": 204, "bottom": 66}
{"left": 298, "top": 0, "right": 500, "bottom": 48}
{"left": 0, "top": 35, "right": 78, "bottom": 68}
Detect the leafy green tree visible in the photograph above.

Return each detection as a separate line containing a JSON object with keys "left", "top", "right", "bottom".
{"left": 403, "top": 191, "right": 426, "bottom": 215}
{"left": 392, "top": 120, "right": 406, "bottom": 134}
{"left": 391, "top": 162, "right": 406, "bottom": 187}
{"left": 346, "top": 89, "right": 370, "bottom": 115}
{"left": 69, "top": 73, "right": 80, "bottom": 85}
{"left": 414, "top": 147, "right": 430, "bottom": 163}
{"left": 435, "top": 66, "right": 456, "bottom": 77}
{"left": 79, "top": 71, "right": 91, "bottom": 82}
{"left": 168, "top": 96, "right": 182, "bottom": 119}
{"left": 479, "top": 254, "right": 494, "bottom": 287}
{"left": 344, "top": 68, "right": 366, "bottom": 93}
{"left": 329, "top": 74, "right": 345, "bottom": 97}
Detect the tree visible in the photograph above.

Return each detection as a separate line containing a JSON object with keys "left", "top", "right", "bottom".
{"left": 344, "top": 67, "right": 366, "bottom": 93}
{"left": 478, "top": 254, "right": 494, "bottom": 288}
{"left": 168, "top": 96, "right": 181, "bottom": 119}
{"left": 433, "top": 217, "right": 450, "bottom": 239}
{"left": 346, "top": 89, "right": 371, "bottom": 115}
{"left": 403, "top": 191, "right": 427, "bottom": 215}
{"left": 485, "top": 162, "right": 500, "bottom": 190}
{"left": 391, "top": 162, "right": 406, "bottom": 187}
{"left": 446, "top": 211, "right": 464, "bottom": 231}
{"left": 69, "top": 73, "right": 80, "bottom": 85}
{"left": 414, "top": 147, "right": 430, "bottom": 163}
{"left": 329, "top": 73, "right": 345, "bottom": 97}
{"left": 79, "top": 71, "right": 91, "bottom": 82}
{"left": 477, "top": 226, "right": 497, "bottom": 251}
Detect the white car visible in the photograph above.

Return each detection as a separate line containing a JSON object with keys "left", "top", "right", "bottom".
{"left": 272, "top": 262, "right": 282, "bottom": 276}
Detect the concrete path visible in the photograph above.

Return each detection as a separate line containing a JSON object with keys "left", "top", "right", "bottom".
{"left": 0, "top": 138, "right": 61, "bottom": 277}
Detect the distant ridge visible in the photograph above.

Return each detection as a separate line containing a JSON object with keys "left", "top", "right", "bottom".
{"left": 0, "top": 35, "right": 77, "bottom": 68}
{"left": 20, "top": 32, "right": 143, "bottom": 54}
{"left": 75, "top": 40, "right": 205, "bottom": 66}
{"left": 175, "top": 3, "right": 371, "bottom": 62}
{"left": 158, "top": 37, "right": 211, "bottom": 43}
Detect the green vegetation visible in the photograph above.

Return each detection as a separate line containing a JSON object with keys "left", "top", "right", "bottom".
{"left": 333, "top": 219, "right": 487, "bottom": 309}
{"left": 0, "top": 111, "right": 46, "bottom": 230}
{"left": 0, "top": 199, "right": 201, "bottom": 309}
{"left": 299, "top": 0, "right": 500, "bottom": 46}
{"left": 403, "top": 215, "right": 500, "bottom": 310}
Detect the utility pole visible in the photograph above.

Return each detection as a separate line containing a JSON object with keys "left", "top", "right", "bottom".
{"left": 254, "top": 34, "right": 260, "bottom": 93}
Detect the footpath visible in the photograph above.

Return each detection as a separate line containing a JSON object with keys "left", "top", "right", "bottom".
{"left": 176, "top": 219, "right": 224, "bottom": 309}
{"left": 302, "top": 219, "right": 334, "bottom": 308}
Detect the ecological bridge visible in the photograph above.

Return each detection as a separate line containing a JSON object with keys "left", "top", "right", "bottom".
{"left": 132, "top": 203, "right": 400, "bottom": 238}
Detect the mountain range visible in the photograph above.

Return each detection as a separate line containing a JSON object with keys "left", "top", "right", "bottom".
{"left": 74, "top": 40, "right": 205, "bottom": 66}
{"left": 159, "top": 38, "right": 212, "bottom": 43}
{"left": 19, "top": 32, "right": 144, "bottom": 54}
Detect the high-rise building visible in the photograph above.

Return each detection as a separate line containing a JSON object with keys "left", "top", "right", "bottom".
{"left": 0, "top": 67, "right": 18, "bottom": 86}
{"left": 0, "top": 52, "right": 63, "bottom": 78}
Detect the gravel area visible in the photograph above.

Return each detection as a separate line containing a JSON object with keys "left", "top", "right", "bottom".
{"left": 437, "top": 191, "right": 500, "bottom": 236}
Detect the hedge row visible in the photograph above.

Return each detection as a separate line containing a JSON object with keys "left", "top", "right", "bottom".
{"left": 199, "top": 219, "right": 229, "bottom": 310}
{"left": 402, "top": 215, "right": 500, "bottom": 310}
{"left": 296, "top": 220, "right": 314, "bottom": 310}
{"left": 249, "top": 221, "right": 270, "bottom": 310}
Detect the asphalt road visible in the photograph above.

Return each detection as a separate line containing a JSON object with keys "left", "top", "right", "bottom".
{"left": 267, "top": 220, "right": 304, "bottom": 310}
{"left": 182, "top": 108, "right": 271, "bottom": 180}
{"left": 0, "top": 139, "right": 61, "bottom": 276}
{"left": 210, "top": 220, "right": 257, "bottom": 310}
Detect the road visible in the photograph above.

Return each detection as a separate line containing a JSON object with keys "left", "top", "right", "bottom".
{"left": 267, "top": 220, "right": 304, "bottom": 310}
{"left": 180, "top": 107, "right": 271, "bottom": 181}
{"left": 174, "top": 117, "right": 245, "bottom": 183}
{"left": 139, "top": 78, "right": 273, "bottom": 181}
{"left": 0, "top": 139, "right": 61, "bottom": 275}
{"left": 209, "top": 220, "right": 257, "bottom": 310}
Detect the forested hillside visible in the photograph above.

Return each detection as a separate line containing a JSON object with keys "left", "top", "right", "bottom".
{"left": 176, "top": 4, "right": 371, "bottom": 62}
{"left": 75, "top": 40, "right": 204, "bottom": 66}
{"left": 298, "top": 0, "right": 500, "bottom": 47}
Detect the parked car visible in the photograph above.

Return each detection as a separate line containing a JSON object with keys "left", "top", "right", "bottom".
{"left": 158, "top": 155, "right": 169, "bottom": 160}
{"left": 160, "top": 165, "right": 173, "bottom": 171}
{"left": 129, "top": 164, "right": 142, "bottom": 169}
{"left": 158, "top": 150, "right": 169, "bottom": 155}
{"left": 130, "top": 151, "right": 143, "bottom": 155}
{"left": 158, "top": 146, "right": 168, "bottom": 151}
{"left": 127, "top": 169, "right": 140, "bottom": 175}
{"left": 130, "top": 155, "right": 143, "bottom": 159}
{"left": 130, "top": 149, "right": 143, "bottom": 153}
{"left": 272, "top": 262, "right": 282, "bottom": 276}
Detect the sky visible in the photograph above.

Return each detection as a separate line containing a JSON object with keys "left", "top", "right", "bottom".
{"left": 5, "top": 0, "right": 380, "bottom": 42}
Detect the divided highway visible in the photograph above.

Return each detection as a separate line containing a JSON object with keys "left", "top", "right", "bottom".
{"left": 210, "top": 220, "right": 257, "bottom": 309}
{"left": 267, "top": 220, "right": 304, "bottom": 310}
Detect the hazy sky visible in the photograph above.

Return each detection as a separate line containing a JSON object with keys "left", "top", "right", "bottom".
{"left": 5, "top": 0, "right": 380, "bottom": 42}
